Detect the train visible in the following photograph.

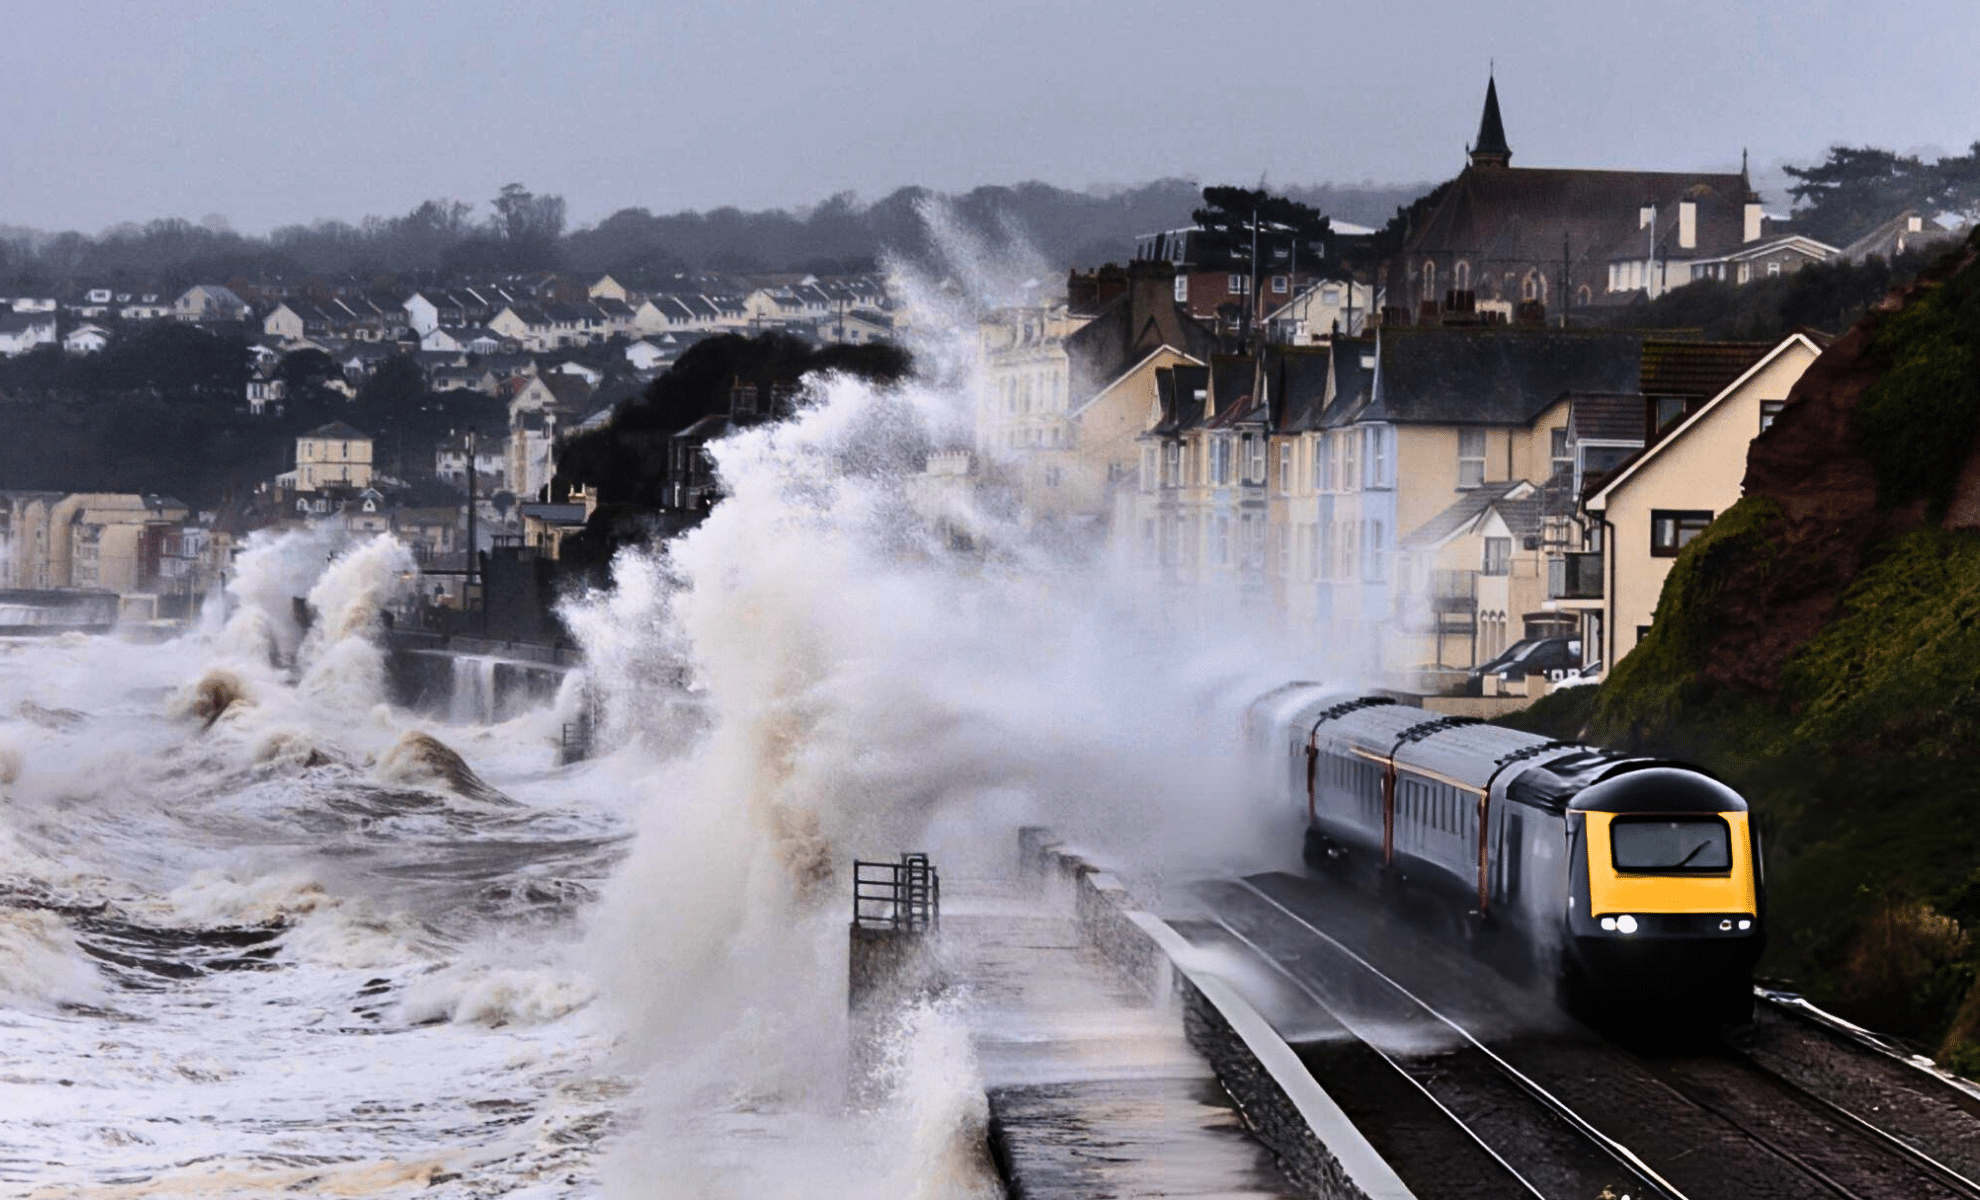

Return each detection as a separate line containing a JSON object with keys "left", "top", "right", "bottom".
{"left": 1244, "top": 683, "right": 1764, "bottom": 1023}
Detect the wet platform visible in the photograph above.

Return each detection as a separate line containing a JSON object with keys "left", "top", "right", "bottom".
{"left": 945, "top": 875, "right": 1302, "bottom": 1199}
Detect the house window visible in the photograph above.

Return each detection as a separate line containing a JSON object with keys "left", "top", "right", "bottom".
{"left": 1760, "top": 400, "right": 1785, "bottom": 432}
{"left": 1550, "top": 427, "right": 1571, "bottom": 478}
{"left": 1317, "top": 433, "right": 1332, "bottom": 490}
{"left": 1044, "top": 465, "right": 1062, "bottom": 487}
{"left": 1174, "top": 274, "right": 1189, "bottom": 303}
{"left": 1271, "top": 275, "right": 1289, "bottom": 294}
{"left": 1321, "top": 285, "right": 1341, "bottom": 305}
{"left": 1163, "top": 441, "right": 1181, "bottom": 486}
{"left": 1245, "top": 435, "right": 1266, "bottom": 484}
{"left": 1212, "top": 437, "right": 1232, "bottom": 485}
{"left": 1363, "top": 520, "right": 1386, "bottom": 581}
{"left": 1458, "top": 429, "right": 1486, "bottom": 489}
{"left": 1651, "top": 510, "right": 1713, "bottom": 557}
{"left": 1241, "top": 513, "right": 1265, "bottom": 570}
{"left": 1342, "top": 431, "right": 1358, "bottom": 491}
{"left": 1654, "top": 396, "right": 1686, "bottom": 432}
{"left": 1365, "top": 427, "right": 1389, "bottom": 488}
{"left": 1767, "top": 261, "right": 1782, "bottom": 277}
{"left": 1228, "top": 274, "right": 1247, "bottom": 295}
{"left": 1422, "top": 261, "right": 1436, "bottom": 299}
{"left": 1483, "top": 537, "right": 1512, "bottom": 576}
{"left": 1278, "top": 443, "right": 1292, "bottom": 494}
{"left": 1454, "top": 261, "right": 1471, "bottom": 291}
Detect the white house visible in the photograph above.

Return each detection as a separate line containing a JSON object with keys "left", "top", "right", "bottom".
{"left": 63, "top": 324, "right": 111, "bottom": 355}
{"left": 625, "top": 339, "right": 668, "bottom": 371}
{"left": 173, "top": 284, "right": 249, "bottom": 323}
{"left": 0, "top": 312, "right": 58, "bottom": 357}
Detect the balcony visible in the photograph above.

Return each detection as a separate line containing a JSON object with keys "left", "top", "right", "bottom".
{"left": 1548, "top": 552, "right": 1604, "bottom": 600}
{"left": 1429, "top": 569, "right": 1478, "bottom": 612}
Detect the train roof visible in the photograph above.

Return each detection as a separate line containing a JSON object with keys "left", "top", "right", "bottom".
{"left": 1276, "top": 689, "right": 1635, "bottom": 806}
{"left": 1256, "top": 683, "right": 1732, "bottom": 815}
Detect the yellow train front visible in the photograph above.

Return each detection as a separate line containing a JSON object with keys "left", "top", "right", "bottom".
{"left": 1563, "top": 767, "right": 1763, "bottom": 1023}
{"left": 1246, "top": 684, "right": 1764, "bottom": 1027}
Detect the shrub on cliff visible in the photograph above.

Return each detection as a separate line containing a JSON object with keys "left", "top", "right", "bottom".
{"left": 1507, "top": 231, "right": 1980, "bottom": 1055}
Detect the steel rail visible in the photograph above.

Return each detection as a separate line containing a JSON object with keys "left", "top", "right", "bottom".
{"left": 1758, "top": 988, "right": 1980, "bottom": 1112}
{"left": 1208, "top": 917, "right": 1549, "bottom": 1200}
{"left": 1234, "top": 878, "right": 1692, "bottom": 1200}
{"left": 1694, "top": 1043, "right": 1980, "bottom": 1200}
{"left": 1242, "top": 878, "right": 1980, "bottom": 1200}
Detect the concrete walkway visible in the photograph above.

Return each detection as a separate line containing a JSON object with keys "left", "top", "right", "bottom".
{"left": 944, "top": 874, "right": 1302, "bottom": 1199}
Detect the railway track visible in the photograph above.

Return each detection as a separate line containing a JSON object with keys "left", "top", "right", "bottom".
{"left": 1185, "top": 872, "right": 1980, "bottom": 1200}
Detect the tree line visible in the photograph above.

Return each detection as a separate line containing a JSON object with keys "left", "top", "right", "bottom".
{"left": 0, "top": 179, "right": 1423, "bottom": 293}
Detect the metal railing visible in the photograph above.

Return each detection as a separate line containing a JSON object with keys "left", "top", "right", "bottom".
{"left": 1548, "top": 551, "right": 1604, "bottom": 600}
{"left": 559, "top": 716, "right": 592, "bottom": 766}
{"left": 1430, "top": 568, "right": 1479, "bottom": 612}
{"left": 852, "top": 853, "right": 940, "bottom": 933}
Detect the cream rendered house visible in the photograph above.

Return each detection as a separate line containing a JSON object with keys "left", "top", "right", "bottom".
{"left": 1584, "top": 332, "right": 1822, "bottom": 666}
{"left": 0, "top": 492, "right": 191, "bottom": 593}
{"left": 1048, "top": 345, "right": 1203, "bottom": 518}
{"left": 283, "top": 422, "right": 374, "bottom": 491}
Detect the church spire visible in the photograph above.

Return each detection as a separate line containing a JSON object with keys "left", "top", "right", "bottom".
{"left": 1470, "top": 73, "right": 1511, "bottom": 169}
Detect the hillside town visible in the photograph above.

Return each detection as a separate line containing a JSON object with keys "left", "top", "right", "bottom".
{"left": 1, "top": 79, "right": 1969, "bottom": 706}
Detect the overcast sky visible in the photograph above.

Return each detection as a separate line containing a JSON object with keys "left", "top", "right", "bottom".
{"left": 5, "top": 0, "right": 1975, "bottom": 235}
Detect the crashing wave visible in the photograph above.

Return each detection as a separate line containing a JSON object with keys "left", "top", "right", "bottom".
{"left": 375, "top": 730, "right": 511, "bottom": 804}
{"left": 175, "top": 669, "right": 250, "bottom": 729}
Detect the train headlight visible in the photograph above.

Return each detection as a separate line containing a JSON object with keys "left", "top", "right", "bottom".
{"left": 1600, "top": 916, "right": 1617, "bottom": 932}
{"left": 1738, "top": 919, "right": 1752, "bottom": 931}
{"left": 1615, "top": 914, "right": 1639, "bottom": 934}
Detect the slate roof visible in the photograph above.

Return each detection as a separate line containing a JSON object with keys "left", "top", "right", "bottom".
{"left": 1150, "top": 365, "right": 1210, "bottom": 436}
{"left": 1639, "top": 340, "right": 1773, "bottom": 398}
{"left": 1410, "top": 166, "right": 1754, "bottom": 269}
{"left": 1064, "top": 287, "right": 1217, "bottom": 401}
{"left": 1402, "top": 480, "right": 1530, "bottom": 550}
{"left": 1565, "top": 391, "right": 1645, "bottom": 443}
{"left": 1495, "top": 496, "right": 1544, "bottom": 539}
{"left": 304, "top": 421, "right": 369, "bottom": 440}
{"left": 1473, "top": 76, "right": 1510, "bottom": 160}
{"left": 1358, "top": 327, "right": 1644, "bottom": 426}
{"left": 1323, "top": 337, "right": 1377, "bottom": 424}
{"left": 1204, "top": 355, "right": 1260, "bottom": 429}
{"left": 674, "top": 414, "right": 731, "bottom": 442}
{"left": 1261, "top": 345, "right": 1334, "bottom": 433}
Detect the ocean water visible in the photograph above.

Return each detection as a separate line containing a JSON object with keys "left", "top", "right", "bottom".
{"left": 0, "top": 217, "right": 1333, "bottom": 1199}
{"left": 0, "top": 541, "right": 629, "bottom": 1198}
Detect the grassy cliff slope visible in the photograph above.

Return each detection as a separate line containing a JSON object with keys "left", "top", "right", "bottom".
{"left": 1508, "top": 230, "right": 1980, "bottom": 1061}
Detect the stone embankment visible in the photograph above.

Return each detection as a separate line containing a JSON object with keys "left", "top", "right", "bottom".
{"left": 942, "top": 828, "right": 1411, "bottom": 1200}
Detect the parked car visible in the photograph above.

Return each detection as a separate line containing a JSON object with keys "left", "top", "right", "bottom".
{"left": 1549, "top": 659, "right": 1604, "bottom": 692}
{"left": 1460, "top": 637, "right": 1584, "bottom": 696}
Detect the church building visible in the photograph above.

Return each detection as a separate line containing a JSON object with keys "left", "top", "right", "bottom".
{"left": 1393, "top": 77, "right": 1823, "bottom": 318}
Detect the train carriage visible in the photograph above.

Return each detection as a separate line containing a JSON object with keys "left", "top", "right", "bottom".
{"left": 1247, "top": 684, "right": 1763, "bottom": 1023}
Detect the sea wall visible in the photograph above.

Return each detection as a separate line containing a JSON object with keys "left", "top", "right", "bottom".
{"left": 383, "top": 644, "right": 569, "bottom": 723}
{"left": 1015, "top": 827, "right": 1412, "bottom": 1200}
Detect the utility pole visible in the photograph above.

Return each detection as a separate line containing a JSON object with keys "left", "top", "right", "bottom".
{"left": 464, "top": 428, "right": 477, "bottom": 626}
{"left": 1246, "top": 207, "right": 1260, "bottom": 352}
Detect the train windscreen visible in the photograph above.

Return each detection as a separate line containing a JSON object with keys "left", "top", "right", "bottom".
{"left": 1609, "top": 815, "right": 1731, "bottom": 873}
